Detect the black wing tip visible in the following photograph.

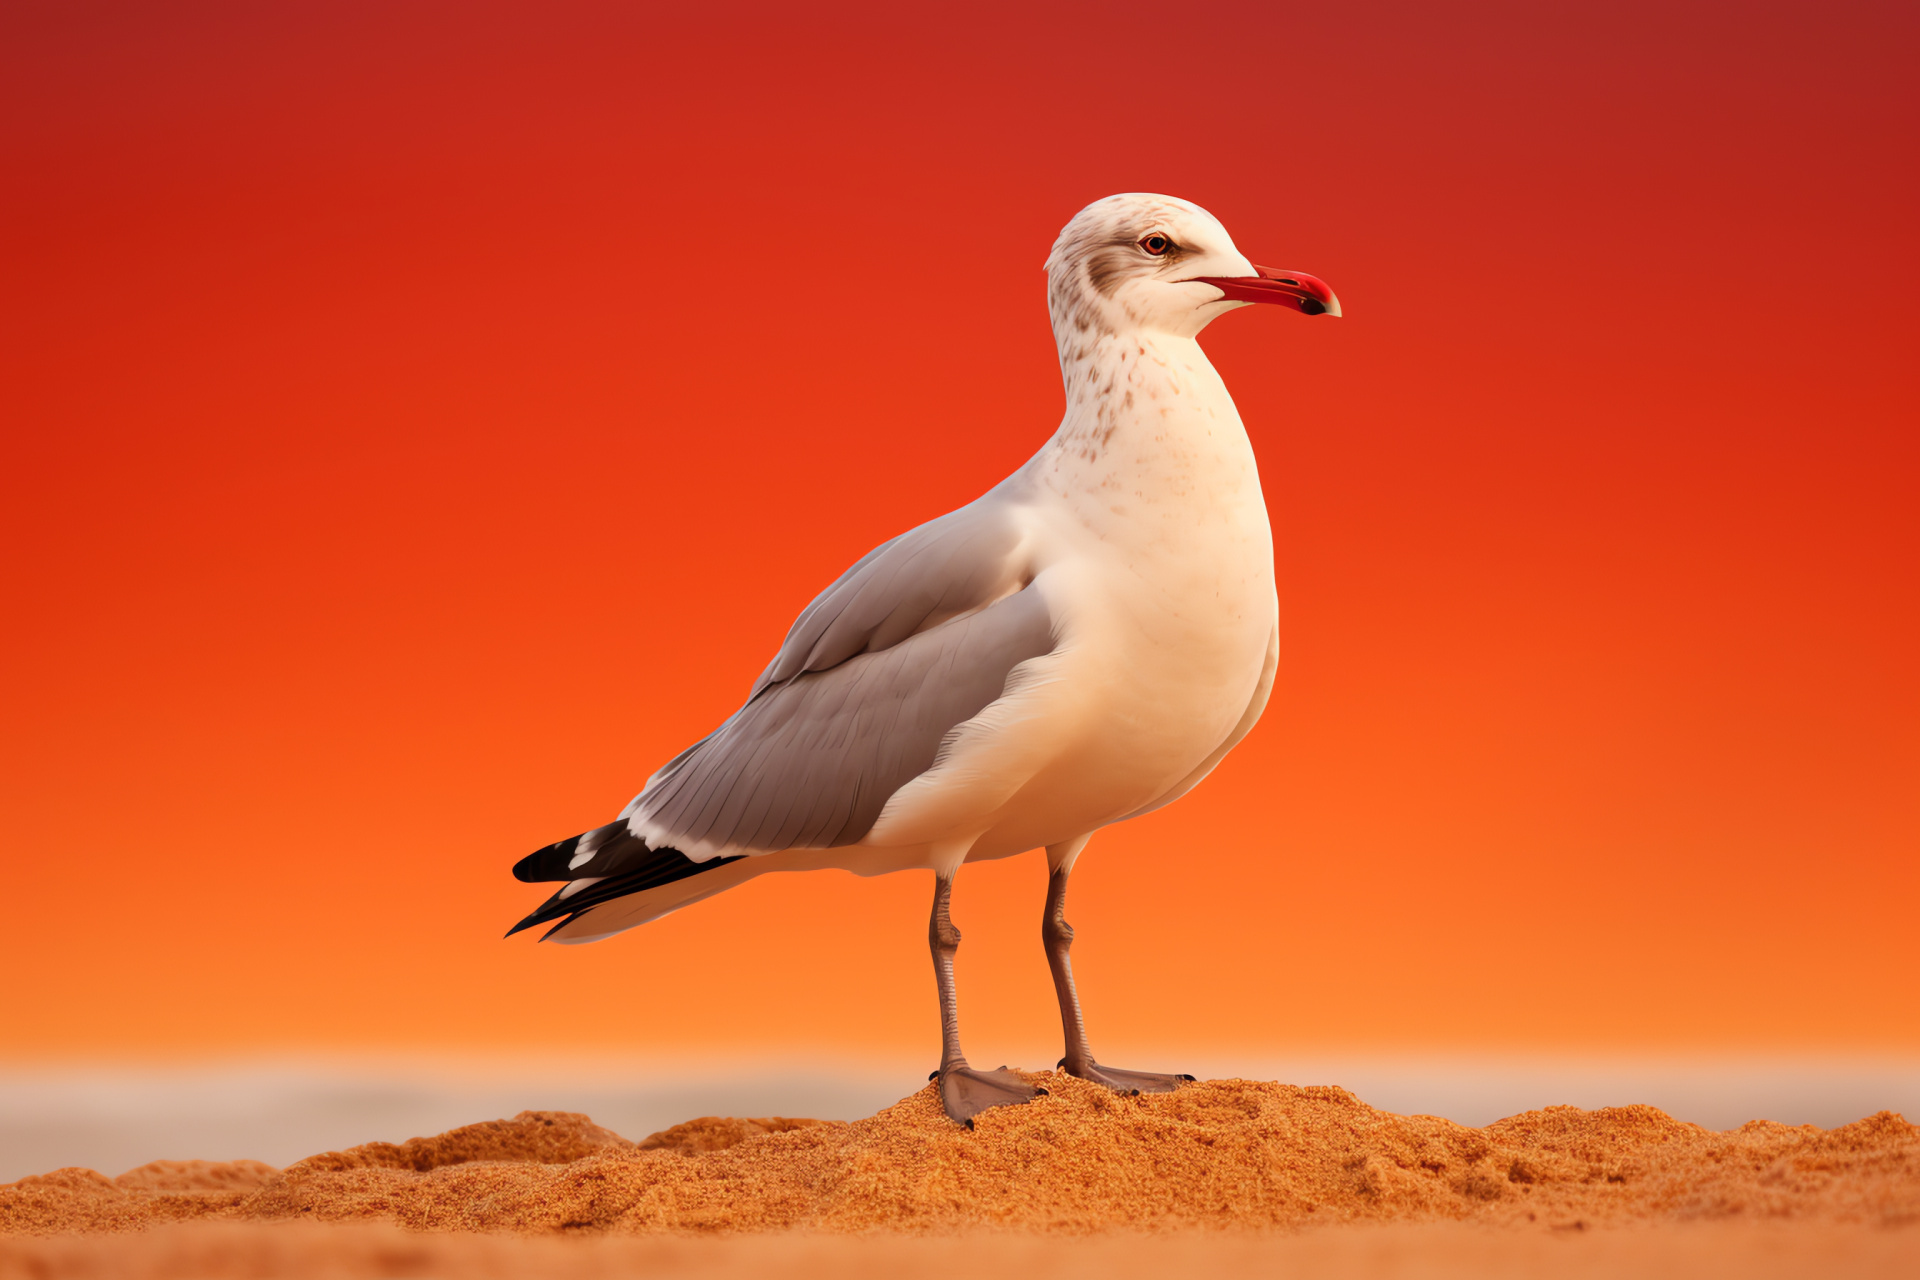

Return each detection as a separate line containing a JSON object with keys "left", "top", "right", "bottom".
{"left": 505, "top": 846, "right": 748, "bottom": 942}
{"left": 505, "top": 884, "right": 582, "bottom": 937}
{"left": 538, "top": 915, "right": 580, "bottom": 942}
{"left": 502, "top": 909, "right": 585, "bottom": 942}
{"left": 512, "top": 834, "right": 583, "bottom": 883}
{"left": 513, "top": 819, "right": 648, "bottom": 882}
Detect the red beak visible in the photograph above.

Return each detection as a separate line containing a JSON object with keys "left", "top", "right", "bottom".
{"left": 1187, "top": 264, "right": 1342, "bottom": 317}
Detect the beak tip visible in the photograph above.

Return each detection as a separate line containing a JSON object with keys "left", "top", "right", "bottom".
{"left": 1193, "top": 267, "right": 1341, "bottom": 319}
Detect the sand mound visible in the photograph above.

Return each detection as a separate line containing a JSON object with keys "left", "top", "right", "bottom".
{"left": 289, "top": 1111, "right": 634, "bottom": 1174}
{"left": 103, "top": 1162, "right": 281, "bottom": 1195}
{"left": 2, "top": 1075, "right": 1914, "bottom": 1238}
{"left": 636, "top": 1115, "right": 844, "bottom": 1155}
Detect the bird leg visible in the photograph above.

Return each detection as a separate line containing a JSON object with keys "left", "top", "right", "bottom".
{"left": 1044, "top": 864, "right": 1195, "bottom": 1095}
{"left": 929, "top": 870, "right": 1043, "bottom": 1126}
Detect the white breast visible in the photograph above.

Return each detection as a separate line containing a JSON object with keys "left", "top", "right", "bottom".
{"left": 862, "top": 332, "right": 1277, "bottom": 859}
{"left": 1037, "top": 334, "right": 1277, "bottom": 784}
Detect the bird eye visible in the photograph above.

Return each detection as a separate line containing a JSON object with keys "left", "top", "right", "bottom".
{"left": 1139, "top": 234, "right": 1172, "bottom": 257}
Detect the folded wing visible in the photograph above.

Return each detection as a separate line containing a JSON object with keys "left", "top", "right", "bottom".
{"left": 622, "top": 495, "right": 1053, "bottom": 859}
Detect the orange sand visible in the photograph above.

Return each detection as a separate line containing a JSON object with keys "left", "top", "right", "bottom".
{"left": 0, "top": 1221, "right": 1916, "bottom": 1280}
{"left": 2, "top": 1075, "right": 1914, "bottom": 1276}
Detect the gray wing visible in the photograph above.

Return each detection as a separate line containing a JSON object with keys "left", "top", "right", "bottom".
{"left": 750, "top": 495, "right": 1032, "bottom": 694}
{"left": 624, "top": 496, "right": 1051, "bottom": 857}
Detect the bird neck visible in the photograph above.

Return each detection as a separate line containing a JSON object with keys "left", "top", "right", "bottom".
{"left": 1016, "top": 329, "right": 1266, "bottom": 540}
{"left": 1041, "top": 329, "right": 1247, "bottom": 470}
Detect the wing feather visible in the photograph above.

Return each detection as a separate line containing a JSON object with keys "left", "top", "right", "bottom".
{"left": 630, "top": 565, "right": 1053, "bottom": 859}
{"left": 752, "top": 496, "right": 1031, "bottom": 694}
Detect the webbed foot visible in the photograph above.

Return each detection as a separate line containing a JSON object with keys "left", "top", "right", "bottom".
{"left": 934, "top": 1064, "right": 1046, "bottom": 1126}
{"left": 1062, "top": 1059, "right": 1196, "bottom": 1095}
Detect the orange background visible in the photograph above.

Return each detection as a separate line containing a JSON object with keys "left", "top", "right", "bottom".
{"left": 2, "top": 1, "right": 1915, "bottom": 1064}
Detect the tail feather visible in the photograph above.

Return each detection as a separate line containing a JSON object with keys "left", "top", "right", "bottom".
{"left": 506, "top": 830, "right": 746, "bottom": 939}
{"left": 541, "top": 855, "right": 767, "bottom": 944}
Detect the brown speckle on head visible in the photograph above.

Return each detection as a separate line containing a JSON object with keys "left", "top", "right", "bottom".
{"left": 1043, "top": 192, "right": 1246, "bottom": 360}
{"left": 1040, "top": 193, "right": 1261, "bottom": 438}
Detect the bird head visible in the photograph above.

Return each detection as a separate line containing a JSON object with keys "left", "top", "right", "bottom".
{"left": 1044, "top": 193, "right": 1340, "bottom": 342}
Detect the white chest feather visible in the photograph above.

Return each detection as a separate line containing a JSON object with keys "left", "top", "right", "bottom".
{"left": 1026, "top": 333, "right": 1276, "bottom": 669}
{"left": 857, "top": 332, "right": 1278, "bottom": 859}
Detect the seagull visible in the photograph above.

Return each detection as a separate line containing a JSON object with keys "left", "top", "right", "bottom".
{"left": 508, "top": 193, "right": 1340, "bottom": 1125}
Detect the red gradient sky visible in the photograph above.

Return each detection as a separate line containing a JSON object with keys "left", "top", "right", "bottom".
{"left": 2, "top": 1, "right": 1915, "bottom": 1063}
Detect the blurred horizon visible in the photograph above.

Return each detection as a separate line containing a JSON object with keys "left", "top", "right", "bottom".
{"left": 2, "top": 0, "right": 1916, "bottom": 1069}
{"left": 5, "top": 1051, "right": 1916, "bottom": 1182}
